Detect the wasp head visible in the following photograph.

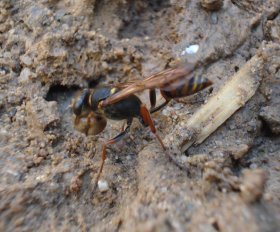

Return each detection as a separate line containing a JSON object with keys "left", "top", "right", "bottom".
{"left": 72, "top": 89, "right": 107, "bottom": 135}
{"left": 72, "top": 89, "right": 91, "bottom": 117}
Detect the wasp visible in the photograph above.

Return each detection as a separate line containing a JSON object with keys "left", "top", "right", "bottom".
{"left": 72, "top": 62, "right": 212, "bottom": 189}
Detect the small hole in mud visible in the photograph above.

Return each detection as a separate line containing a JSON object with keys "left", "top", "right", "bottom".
{"left": 259, "top": 118, "right": 277, "bottom": 138}
{"left": 88, "top": 79, "right": 101, "bottom": 88}
{"left": 234, "top": 66, "right": 239, "bottom": 72}
{"left": 208, "top": 86, "right": 214, "bottom": 94}
{"left": 184, "top": 150, "right": 191, "bottom": 157}
{"left": 148, "top": 0, "right": 170, "bottom": 12}
{"left": 212, "top": 220, "right": 220, "bottom": 232}
{"left": 46, "top": 85, "right": 80, "bottom": 114}
{"left": 46, "top": 85, "right": 79, "bottom": 102}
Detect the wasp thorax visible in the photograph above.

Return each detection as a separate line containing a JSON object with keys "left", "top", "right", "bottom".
{"left": 74, "top": 114, "right": 107, "bottom": 135}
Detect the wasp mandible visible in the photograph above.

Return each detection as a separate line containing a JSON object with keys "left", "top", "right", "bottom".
{"left": 72, "top": 62, "right": 212, "bottom": 189}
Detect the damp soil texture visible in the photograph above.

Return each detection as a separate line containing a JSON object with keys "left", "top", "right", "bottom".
{"left": 1, "top": 0, "right": 280, "bottom": 231}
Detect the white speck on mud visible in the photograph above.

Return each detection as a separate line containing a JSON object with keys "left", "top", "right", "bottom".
{"left": 98, "top": 180, "right": 109, "bottom": 192}
{"left": 181, "top": 44, "right": 199, "bottom": 55}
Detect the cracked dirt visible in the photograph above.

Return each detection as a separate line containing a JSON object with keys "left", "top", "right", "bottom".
{"left": 0, "top": 0, "right": 280, "bottom": 231}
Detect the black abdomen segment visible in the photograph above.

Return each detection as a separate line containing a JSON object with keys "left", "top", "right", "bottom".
{"left": 90, "top": 87, "right": 142, "bottom": 120}
{"left": 104, "top": 95, "right": 142, "bottom": 120}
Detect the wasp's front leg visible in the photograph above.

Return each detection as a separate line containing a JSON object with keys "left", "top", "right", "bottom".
{"left": 74, "top": 112, "right": 107, "bottom": 136}
{"left": 93, "top": 119, "right": 133, "bottom": 192}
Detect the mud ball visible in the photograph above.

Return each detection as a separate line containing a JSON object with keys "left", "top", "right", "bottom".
{"left": 74, "top": 115, "right": 107, "bottom": 135}
{"left": 200, "top": 0, "right": 224, "bottom": 11}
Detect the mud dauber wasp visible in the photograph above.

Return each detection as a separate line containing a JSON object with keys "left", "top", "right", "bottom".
{"left": 72, "top": 62, "right": 212, "bottom": 190}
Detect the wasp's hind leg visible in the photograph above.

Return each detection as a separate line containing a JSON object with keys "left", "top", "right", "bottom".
{"left": 149, "top": 89, "right": 170, "bottom": 114}
{"left": 150, "top": 99, "right": 170, "bottom": 114}
{"left": 139, "top": 105, "right": 166, "bottom": 150}
{"left": 93, "top": 118, "right": 133, "bottom": 192}
{"left": 149, "top": 89, "right": 157, "bottom": 110}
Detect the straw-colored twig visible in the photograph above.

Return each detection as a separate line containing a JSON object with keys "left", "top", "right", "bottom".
{"left": 181, "top": 54, "right": 264, "bottom": 151}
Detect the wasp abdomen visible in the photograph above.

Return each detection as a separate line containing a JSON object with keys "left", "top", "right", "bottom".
{"left": 160, "top": 75, "right": 212, "bottom": 99}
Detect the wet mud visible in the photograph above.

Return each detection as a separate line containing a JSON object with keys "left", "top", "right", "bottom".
{"left": 0, "top": 0, "right": 280, "bottom": 231}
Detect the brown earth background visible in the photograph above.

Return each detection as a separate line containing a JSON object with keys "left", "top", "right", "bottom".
{"left": 0, "top": 0, "right": 280, "bottom": 231}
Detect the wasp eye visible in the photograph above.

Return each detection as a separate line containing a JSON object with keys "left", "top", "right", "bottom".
{"left": 72, "top": 89, "right": 90, "bottom": 116}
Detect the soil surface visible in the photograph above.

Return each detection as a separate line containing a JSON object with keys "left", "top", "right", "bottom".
{"left": 0, "top": 0, "right": 280, "bottom": 231}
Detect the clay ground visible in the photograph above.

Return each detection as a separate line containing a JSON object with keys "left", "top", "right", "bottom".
{"left": 0, "top": 0, "right": 280, "bottom": 231}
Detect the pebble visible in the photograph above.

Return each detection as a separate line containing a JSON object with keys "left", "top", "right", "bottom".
{"left": 214, "top": 140, "right": 223, "bottom": 147}
{"left": 0, "top": 69, "right": 7, "bottom": 75}
{"left": 240, "top": 169, "right": 267, "bottom": 203}
{"left": 181, "top": 155, "right": 187, "bottom": 162}
{"left": 263, "top": 193, "right": 273, "bottom": 201}
{"left": 18, "top": 68, "right": 32, "bottom": 83}
{"left": 162, "top": 109, "right": 169, "bottom": 116}
{"left": 20, "top": 55, "right": 32, "bottom": 66}
{"left": 27, "top": 5, "right": 52, "bottom": 30}
{"left": 55, "top": 9, "right": 66, "bottom": 21}
{"left": 114, "top": 47, "right": 124, "bottom": 58}
{"left": 26, "top": 97, "right": 60, "bottom": 131}
{"left": 0, "top": 129, "right": 11, "bottom": 143}
{"left": 250, "top": 163, "right": 258, "bottom": 169}
{"left": 229, "top": 144, "right": 249, "bottom": 160}
{"left": 181, "top": 44, "right": 199, "bottom": 56}
{"left": 98, "top": 180, "right": 109, "bottom": 192}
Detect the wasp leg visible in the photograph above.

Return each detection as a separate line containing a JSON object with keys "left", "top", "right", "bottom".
{"left": 93, "top": 119, "right": 133, "bottom": 192}
{"left": 121, "top": 121, "right": 126, "bottom": 132}
{"left": 149, "top": 89, "right": 170, "bottom": 114}
{"left": 149, "top": 89, "right": 157, "bottom": 109}
{"left": 85, "top": 112, "right": 95, "bottom": 136}
{"left": 150, "top": 99, "right": 170, "bottom": 114}
{"left": 140, "top": 105, "right": 166, "bottom": 150}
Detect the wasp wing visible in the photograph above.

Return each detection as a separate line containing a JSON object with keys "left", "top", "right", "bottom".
{"left": 113, "top": 81, "right": 138, "bottom": 89}
{"left": 101, "top": 63, "right": 196, "bottom": 106}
